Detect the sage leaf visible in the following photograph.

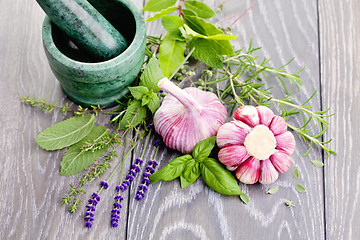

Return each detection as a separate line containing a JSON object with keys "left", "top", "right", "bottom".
{"left": 129, "top": 86, "right": 149, "bottom": 100}
{"left": 295, "top": 184, "right": 306, "bottom": 193}
{"left": 180, "top": 160, "right": 201, "bottom": 188}
{"left": 184, "top": 0, "right": 216, "bottom": 19}
{"left": 146, "top": 6, "right": 178, "bottom": 22}
{"left": 159, "top": 35, "right": 186, "bottom": 77}
{"left": 192, "top": 136, "right": 216, "bottom": 162}
{"left": 200, "top": 158, "right": 242, "bottom": 195}
{"left": 36, "top": 114, "right": 95, "bottom": 151}
{"left": 240, "top": 193, "right": 250, "bottom": 204}
{"left": 142, "top": 0, "right": 177, "bottom": 12}
{"left": 147, "top": 94, "right": 160, "bottom": 114}
{"left": 293, "top": 168, "right": 299, "bottom": 179}
{"left": 189, "top": 38, "right": 223, "bottom": 68}
{"left": 311, "top": 160, "right": 324, "bottom": 167}
{"left": 119, "top": 100, "right": 147, "bottom": 130}
{"left": 60, "top": 126, "right": 109, "bottom": 176}
{"left": 267, "top": 185, "right": 279, "bottom": 194}
{"left": 140, "top": 57, "right": 164, "bottom": 92}
{"left": 150, "top": 154, "right": 193, "bottom": 184}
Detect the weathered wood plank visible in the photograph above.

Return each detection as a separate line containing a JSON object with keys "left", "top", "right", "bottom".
{"left": 128, "top": 0, "right": 325, "bottom": 240}
{"left": 319, "top": 0, "right": 360, "bottom": 239}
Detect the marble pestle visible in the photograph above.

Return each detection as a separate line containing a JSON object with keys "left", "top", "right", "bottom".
{"left": 36, "top": 0, "right": 128, "bottom": 61}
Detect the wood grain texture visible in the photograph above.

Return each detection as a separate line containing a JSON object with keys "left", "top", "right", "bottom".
{"left": 0, "top": 0, "right": 354, "bottom": 239}
{"left": 319, "top": 0, "right": 360, "bottom": 239}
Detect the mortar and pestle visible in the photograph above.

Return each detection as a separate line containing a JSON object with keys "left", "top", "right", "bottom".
{"left": 38, "top": 0, "right": 146, "bottom": 107}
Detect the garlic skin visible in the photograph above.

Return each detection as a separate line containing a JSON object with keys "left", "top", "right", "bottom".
{"left": 154, "top": 78, "right": 227, "bottom": 154}
{"left": 217, "top": 105, "right": 295, "bottom": 184}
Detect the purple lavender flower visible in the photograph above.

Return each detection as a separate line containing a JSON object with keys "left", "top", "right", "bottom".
{"left": 111, "top": 195, "right": 124, "bottom": 227}
{"left": 136, "top": 160, "right": 158, "bottom": 200}
{"left": 100, "top": 181, "right": 109, "bottom": 189}
{"left": 84, "top": 192, "right": 100, "bottom": 228}
{"left": 115, "top": 158, "right": 144, "bottom": 193}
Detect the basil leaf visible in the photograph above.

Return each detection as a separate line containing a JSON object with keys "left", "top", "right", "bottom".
{"left": 147, "top": 93, "right": 160, "bottom": 114}
{"left": 184, "top": 0, "right": 216, "bottom": 19}
{"left": 295, "top": 184, "right": 306, "bottom": 193}
{"left": 150, "top": 154, "right": 193, "bottom": 184}
{"left": 159, "top": 35, "right": 186, "bottom": 77}
{"left": 180, "top": 160, "right": 201, "bottom": 188}
{"left": 36, "top": 114, "right": 95, "bottom": 151}
{"left": 267, "top": 185, "right": 279, "bottom": 194}
{"left": 139, "top": 57, "right": 164, "bottom": 92}
{"left": 200, "top": 158, "right": 242, "bottom": 195}
{"left": 142, "top": 0, "right": 177, "bottom": 12}
{"left": 240, "top": 193, "right": 250, "bottom": 204}
{"left": 293, "top": 168, "right": 299, "bottom": 179}
{"left": 129, "top": 86, "right": 149, "bottom": 100}
{"left": 146, "top": 6, "right": 178, "bottom": 22}
{"left": 189, "top": 38, "right": 223, "bottom": 68}
{"left": 192, "top": 136, "right": 216, "bottom": 162}
{"left": 311, "top": 160, "right": 324, "bottom": 167}
{"left": 119, "top": 100, "right": 147, "bottom": 129}
{"left": 60, "top": 126, "right": 109, "bottom": 176}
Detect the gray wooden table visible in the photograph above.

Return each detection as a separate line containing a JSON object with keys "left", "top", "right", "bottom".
{"left": 1, "top": 0, "right": 358, "bottom": 239}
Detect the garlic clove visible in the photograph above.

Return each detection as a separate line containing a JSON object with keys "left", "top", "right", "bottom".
{"left": 259, "top": 159, "right": 279, "bottom": 184}
{"left": 269, "top": 115, "right": 287, "bottom": 136}
{"left": 256, "top": 106, "right": 274, "bottom": 126}
{"left": 270, "top": 149, "right": 291, "bottom": 173}
{"left": 216, "top": 121, "right": 252, "bottom": 148}
{"left": 233, "top": 105, "right": 260, "bottom": 127}
{"left": 154, "top": 78, "right": 227, "bottom": 154}
{"left": 218, "top": 145, "right": 250, "bottom": 171}
{"left": 235, "top": 157, "right": 261, "bottom": 184}
{"left": 275, "top": 131, "right": 296, "bottom": 155}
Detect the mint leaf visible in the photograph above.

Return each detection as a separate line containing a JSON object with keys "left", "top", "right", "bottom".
{"left": 129, "top": 86, "right": 149, "bottom": 100}
{"left": 60, "top": 126, "right": 109, "bottom": 176}
{"left": 147, "top": 93, "right": 160, "bottom": 114}
{"left": 180, "top": 160, "right": 201, "bottom": 188}
{"left": 36, "top": 114, "right": 95, "bottom": 151}
{"left": 295, "top": 184, "right": 306, "bottom": 193}
{"left": 150, "top": 154, "right": 193, "bottom": 183}
{"left": 200, "top": 158, "right": 242, "bottom": 195}
{"left": 142, "top": 0, "right": 177, "bottom": 12}
{"left": 311, "top": 160, "right": 324, "bottom": 167}
{"left": 192, "top": 136, "right": 216, "bottom": 162}
{"left": 146, "top": 6, "right": 178, "bottom": 22}
{"left": 267, "top": 185, "right": 279, "bottom": 194}
{"left": 141, "top": 92, "right": 154, "bottom": 106}
{"left": 184, "top": 0, "right": 216, "bottom": 19}
{"left": 159, "top": 35, "right": 186, "bottom": 77}
{"left": 189, "top": 38, "right": 223, "bottom": 68}
{"left": 139, "top": 57, "right": 164, "bottom": 92}
{"left": 183, "top": 15, "right": 222, "bottom": 36}
{"left": 293, "top": 168, "right": 299, "bottom": 179}
{"left": 119, "top": 100, "right": 147, "bottom": 129}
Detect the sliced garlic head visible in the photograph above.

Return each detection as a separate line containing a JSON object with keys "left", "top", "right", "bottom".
{"left": 244, "top": 125, "right": 276, "bottom": 160}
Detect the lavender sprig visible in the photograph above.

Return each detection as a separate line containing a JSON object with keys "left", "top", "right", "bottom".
{"left": 84, "top": 192, "right": 101, "bottom": 228}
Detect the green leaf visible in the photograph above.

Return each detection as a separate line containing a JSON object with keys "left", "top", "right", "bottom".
{"left": 141, "top": 92, "right": 154, "bottom": 106}
{"left": 159, "top": 35, "right": 186, "bottom": 77}
{"left": 192, "top": 136, "right": 216, "bottom": 162}
{"left": 146, "top": 6, "right": 178, "bottom": 22}
{"left": 129, "top": 86, "right": 149, "bottom": 100}
{"left": 184, "top": 0, "right": 216, "bottom": 19}
{"left": 182, "top": 9, "right": 197, "bottom": 17}
{"left": 206, "top": 34, "right": 237, "bottom": 40}
{"left": 295, "top": 184, "right": 306, "bottom": 193}
{"left": 183, "top": 24, "right": 236, "bottom": 41}
{"left": 189, "top": 38, "right": 223, "bottom": 68}
{"left": 311, "top": 160, "right": 324, "bottom": 167}
{"left": 180, "top": 160, "right": 201, "bottom": 188}
{"left": 142, "top": 0, "right": 177, "bottom": 12}
{"left": 119, "top": 100, "right": 147, "bottom": 129}
{"left": 183, "top": 15, "right": 222, "bottom": 36}
{"left": 36, "top": 114, "right": 95, "bottom": 150}
{"left": 200, "top": 158, "right": 242, "bottom": 195}
{"left": 207, "top": 39, "right": 235, "bottom": 56}
{"left": 60, "top": 126, "right": 109, "bottom": 176}
{"left": 139, "top": 57, "right": 164, "bottom": 92}
{"left": 293, "top": 168, "right": 299, "bottom": 179}
{"left": 267, "top": 185, "right": 279, "bottom": 194}
{"left": 150, "top": 154, "right": 193, "bottom": 183}
{"left": 147, "top": 93, "right": 160, "bottom": 114}
{"left": 161, "top": 16, "right": 186, "bottom": 41}
{"left": 240, "top": 193, "right": 250, "bottom": 204}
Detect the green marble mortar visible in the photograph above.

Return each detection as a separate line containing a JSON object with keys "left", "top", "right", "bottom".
{"left": 42, "top": 0, "right": 146, "bottom": 107}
